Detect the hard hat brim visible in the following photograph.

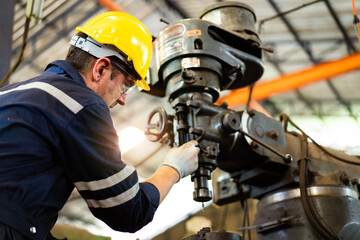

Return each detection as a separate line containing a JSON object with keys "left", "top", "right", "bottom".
{"left": 135, "top": 79, "right": 150, "bottom": 91}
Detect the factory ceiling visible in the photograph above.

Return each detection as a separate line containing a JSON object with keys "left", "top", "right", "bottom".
{"left": 4, "top": 0, "right": 360, "bottom": 239}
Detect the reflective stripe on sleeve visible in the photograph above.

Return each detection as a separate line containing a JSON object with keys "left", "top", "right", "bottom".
{"left": 0, "top": 82, "right": 83, "bottom": 114}
{"left": 74, "top": 165, "right": 136, "bottom": 191}
{"left": 86, "top": 182, "right": 140, "bottom": 208}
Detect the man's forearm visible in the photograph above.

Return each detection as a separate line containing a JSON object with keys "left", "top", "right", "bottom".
{"left": 143, "top": 165, "right": 179, "bottom": 204}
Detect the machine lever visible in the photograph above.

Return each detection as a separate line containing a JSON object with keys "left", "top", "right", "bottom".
{"left": 237, "top": 215, "right": 300, "bottom": 233}
{"left": 238, "top": 128, "right": 293, "bottom": 163}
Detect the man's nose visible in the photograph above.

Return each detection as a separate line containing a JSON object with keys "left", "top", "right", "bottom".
{"left": 117, "top": 94, "right": 127, "bottom": 106}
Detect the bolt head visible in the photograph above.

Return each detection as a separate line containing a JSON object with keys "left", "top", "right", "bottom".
{"left": 30, "top": 226, "right": 36, "bottom": 234}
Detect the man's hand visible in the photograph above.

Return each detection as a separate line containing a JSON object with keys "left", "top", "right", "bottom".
{"left": 163, "top": 140, "right": 200, "bottom": 181}
{"left": 143, "top": 140, "right": 200, "bottom": 203}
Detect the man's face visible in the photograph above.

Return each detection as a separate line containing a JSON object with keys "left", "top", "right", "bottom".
{"left": 109, "top": 61, "right": 137, "bottom": 107}
{"left": 105, "top": 70, "right": 128, "bottom": 107}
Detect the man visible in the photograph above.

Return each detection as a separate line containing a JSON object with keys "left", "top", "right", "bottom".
{"left": 0, "top": 11, "right": 199, "bottom": 240}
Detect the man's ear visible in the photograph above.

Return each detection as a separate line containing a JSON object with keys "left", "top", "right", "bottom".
{"left": 92, "top": 57, "right": 111, "bottom": 82}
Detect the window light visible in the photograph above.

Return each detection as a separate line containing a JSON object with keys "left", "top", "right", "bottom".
{"left": 118, "top": 126, "right": 145, "bottom": 154}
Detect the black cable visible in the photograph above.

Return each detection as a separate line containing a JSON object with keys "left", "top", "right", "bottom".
{"left": 1, "top": 16, "right": 31, "bottom": 88}
{"left": 280, "top": 113, "right": 360, "bottom": 165}
{"left": 240, "top": 199, "right": 252, "bottom": 240}
{"left": 295, "top": 131, "right": 340, "bottom": 240}
{"left": 299, "top": 158, "right": 340, "bottom": 239}
{"left": 299, "top": 159, "right": 328, "bottom": 238}
{"left": 241, "top": 200, "right": 248, "bottom": 239}
{"left": 245, "top": 200, "right": 251, "bottom": 240}
{"left": 258, "top": 0, "right": 323, "bottom": 34}
{"left": 278, "top": 115, "right": 342, "bottom": 238}
{"left": 245, "top": 84, "right": 254, "bottom": 111}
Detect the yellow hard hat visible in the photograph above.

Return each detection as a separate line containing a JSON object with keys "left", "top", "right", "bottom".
{"left": 75, "top": 11, "right": 151, "bottom": 91}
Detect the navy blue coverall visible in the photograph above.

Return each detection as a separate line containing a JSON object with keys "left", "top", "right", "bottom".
{"left": 0, "top": 60, "right": 159, "bottom": 240}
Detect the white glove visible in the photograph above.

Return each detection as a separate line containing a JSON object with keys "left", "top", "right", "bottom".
{"left": 163, "top": 140, "right": 200, "bottom": 180}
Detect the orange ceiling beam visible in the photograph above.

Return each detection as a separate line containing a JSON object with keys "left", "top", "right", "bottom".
{"left": 97, "top": 0, "right": 125, "bottom": 12}
{"left": 217, "top": 52, "right": 360, "bottom": 108}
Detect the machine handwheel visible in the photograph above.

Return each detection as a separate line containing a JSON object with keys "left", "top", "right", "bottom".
{"left": 145, "top": 107, "right": 169, "bottom": 142}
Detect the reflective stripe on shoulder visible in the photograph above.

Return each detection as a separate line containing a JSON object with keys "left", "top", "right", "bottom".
{"left": 74, "top": 165, "right": 136, "bottom": 191}
{"left": 86, "top": 182, "right": 140, "bottom": 208}
{"left": 0, "top": 82, "right": 83, "bottom": 114}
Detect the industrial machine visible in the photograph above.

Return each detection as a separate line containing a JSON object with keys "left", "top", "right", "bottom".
{"left": 144, "top": 2, "right": 360, "bottom": 239}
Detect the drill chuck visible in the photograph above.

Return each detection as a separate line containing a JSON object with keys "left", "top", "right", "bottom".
{"left": 192, "top": 166, "right": 213, "bottom": 202}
